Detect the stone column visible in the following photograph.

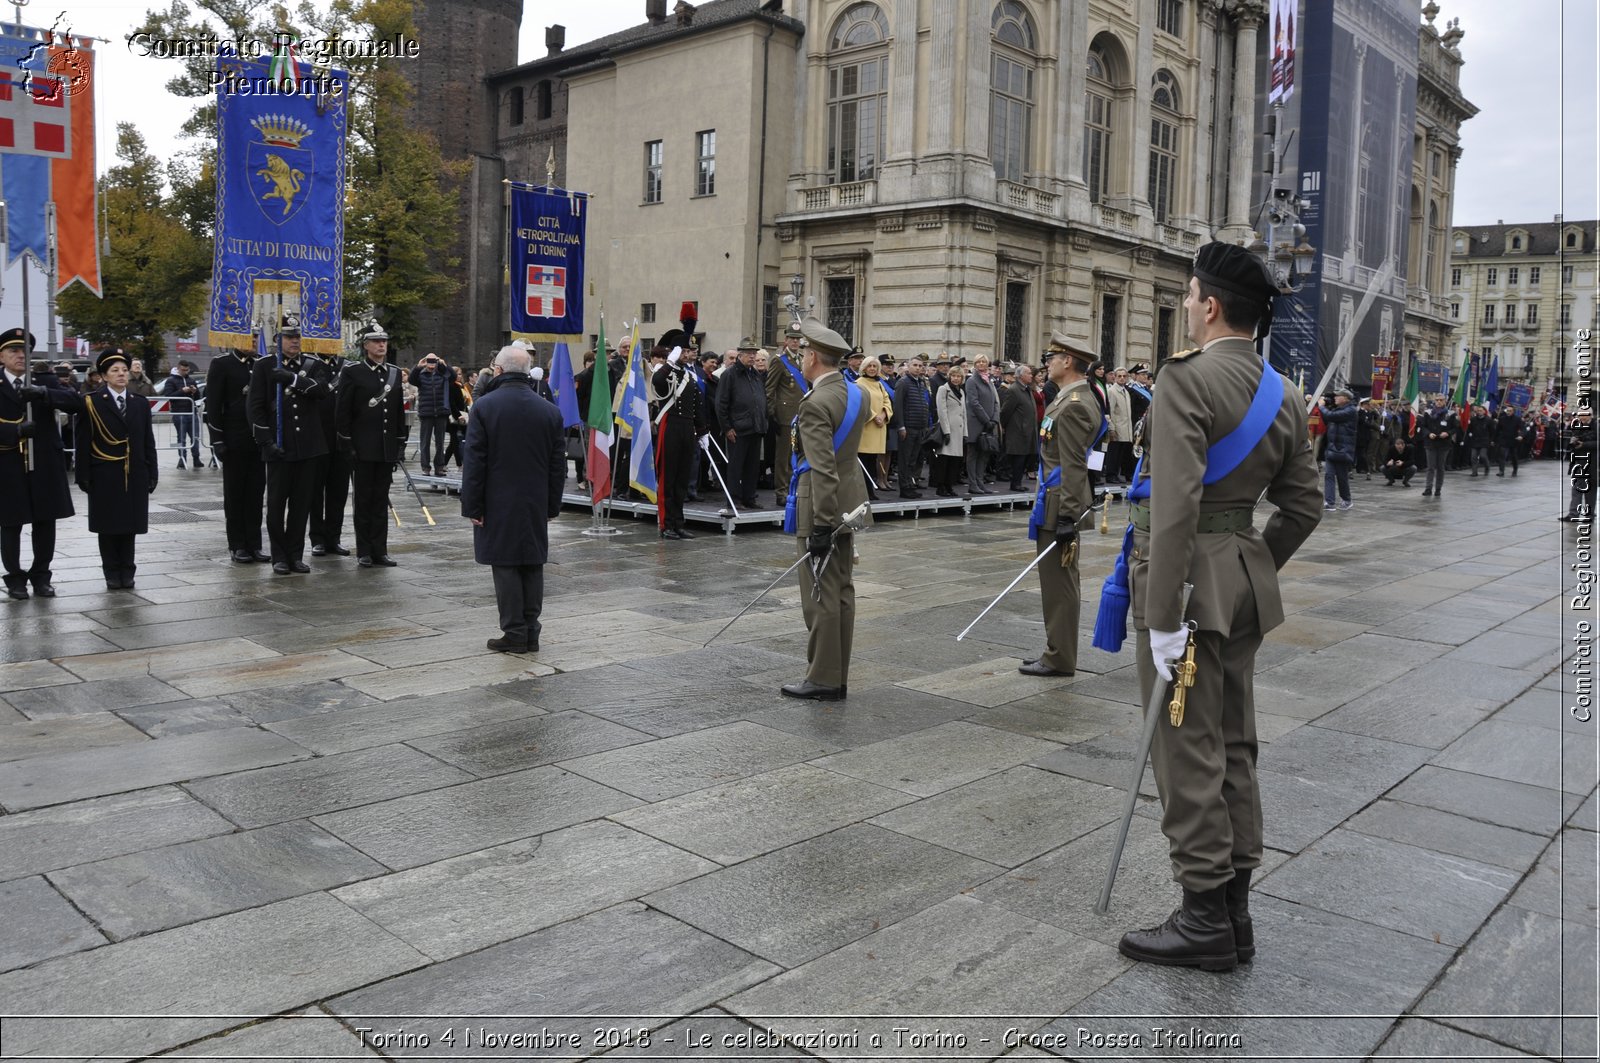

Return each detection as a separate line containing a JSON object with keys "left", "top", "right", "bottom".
{"left": 1387, "top": 66, "right": 1408, "bottom": 273}
{"left": 1220, "top": 0, "right": 1266, "bottom": 240}
{"left": 1418, "top": 127, "right": 1435, "bottom": 291}
{"left": 1129, "top": 0, "right": 1157, "bottom": 215}
{"left": 1057, "top": 0, "right": 1090, "bottom": 197}
{"left": 1192, "top": 2, "right": 1223, "bottom": 227}
{"left": 1344, "top": 41, "right": 1366, "bottom": 259}
{"left": 927, "top": 0, "right": 959, "bottom": 157}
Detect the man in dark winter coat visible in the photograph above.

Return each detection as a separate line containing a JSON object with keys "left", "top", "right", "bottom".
{"left": 76, "top": 348, "right": 159, "bottom": 590}
{"left": 0, "top": 328, "right": 82, "bottom": 598}
{"left": 1417, "top": 395, "right": 1458, "bottom": 497}
{"left": 1466, "top": 405, "right": 1495, "bottom": 476}
{"left": 1320, "top": 389, "right": 1358, "bottom": 511}
{"left": 716, "top": 338, "right": 768, "bottom": 509}
{"left": 1495, "top": 405, "right": 1523, "bottom": 476}
{"left": 460, "top": 346, "right": 565, "bottom": 652}
{"left": 206, "top": 337, "right": 269, "bottom": 563}
{"left": 413, "top": 353, "right": 452, "bottom": 476}
{"left": 1000, "top": 365, "right": 1039, "bottom": 491}
{"left": 336, "top": 322, "right": 408, "bottom": 567}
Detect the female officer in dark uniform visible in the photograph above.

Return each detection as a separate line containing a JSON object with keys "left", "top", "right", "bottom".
{"left": 75, "top": 348, "right": 158, "bottom": 590}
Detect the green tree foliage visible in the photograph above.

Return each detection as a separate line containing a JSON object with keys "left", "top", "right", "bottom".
{"left": 58, "top": 124, "right": 211, "bottom": 368}
{"left": 132, "top": 0, "right": 464, "bottom": 351}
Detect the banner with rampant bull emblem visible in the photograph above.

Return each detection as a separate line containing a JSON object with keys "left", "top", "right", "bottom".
{"left": 508, "top": 181, "right": 587, "bottom": 341}
{"left": 208, "top": 49, "right": 348, "bottom": 354}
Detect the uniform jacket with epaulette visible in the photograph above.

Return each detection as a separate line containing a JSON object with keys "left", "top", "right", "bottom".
{"left": 248, "top": 355, "right": 329, "bottom": 462}
{"left": 794, "top": 371, "right": 870, "bottom": 537}
{"left": 336, "top": 357, "right": 408, "bottom": 463}
{"left": 1130, "top": 337, "right": 1322, "bottom": 635}
{"left": 204, "top": 351, "right": 258, "bottom": 449}
{"left": 0, "top": 371, "right": 81, "bottom": 525}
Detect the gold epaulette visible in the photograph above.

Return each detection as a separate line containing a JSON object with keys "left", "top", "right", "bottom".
{"left": 1169, "top": 348, "right": 1201, "bottom": 361}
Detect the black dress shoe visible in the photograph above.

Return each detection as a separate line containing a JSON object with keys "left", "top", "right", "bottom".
{"left": 273, "top": 562, "right": 292, "bottom": 575}
{"left": 673, "top": 529, "right": 696, "bottom": 540}
{"left": 251, "top": 551, "right": 271, "bottom": 562}
{"left": 326, "top": 545, "right": 351, "bottom": 557}
{"left": 289, "top": 561, "right": 311, "bottom": 574}
{"left": 743, "top": 500, "right": 763, "bottom": 510}
{"left": 900, "top": 490, "right": 924, "bottom": 499}
{"left": 780, "top": 679, "right": 845, "bottom": 701}
{"left": 231, "top": 549, "right": 254, "bottom": 564}
{"left": 1118, "top": 885, "right": 1238, "bottom": 971}
{"left": 5, "top": 584, "right": 28, "bottom": 601}
{"left": 311, "top": 544, "right": 327, "bottom": 557}
{"left": 373, "top": 555, "right": 398, "bottom": 567}
{"left": 1018, "top": 659, "right": 1073, "bottom": 677}
{"left": 486, "top": 636, "right": 528, "bottom": 653}
{"left": 358, "top": 556, "right": 373, "bottom": 568}
{"left": 32, "top": 583, "right": 55, "bottom": 598}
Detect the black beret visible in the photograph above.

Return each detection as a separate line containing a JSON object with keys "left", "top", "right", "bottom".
{"left": 1192, "top": 242, "right": 1278, "bottom": 302}
{"left": 0, "top": 327, "right": 35, "bottom": 351}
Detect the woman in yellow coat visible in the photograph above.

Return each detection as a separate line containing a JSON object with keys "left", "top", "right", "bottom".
{"left": 857, "top": 356, "right": 895, "bottom": 498}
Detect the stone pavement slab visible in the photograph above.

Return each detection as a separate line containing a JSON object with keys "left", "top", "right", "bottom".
{"left": 1503, "top": 827, "right": 1600, "bottom": 927}
{"left": 0, "top": 727, "right": 311, "bottom": 812}
{"left": 48, "top": 821, "right": 385, "bottom": 940}
{"left": 611, "top": 762, "right": 914, "bottom": 865}
{"left": 333, "top": 820, "right": 716, "bottom": 959}
{"left": 1386, "top": 764, "right": 1582, "bottom": 835}
{"left": 1373, "top": 1018, "right": 1537, "bottom": 1060}
{"left": 408, "top": 709, "right": 651, "bottom": 776}
{"left": 169, "top": 1008, "right": 384, "bottom": 1060}
{"left": 48, "top": 637, "right": 282, "bottom": 683}
{"left": 183, "top": 743, "right": 472, "bottom": 828}
{"left": 812, "top": 721, "right": 1062, "bottom": 798}
{"left": 743, "top": 686, "right": 976, "bottom": 747}
{"left": 0, "top": 876, "right": 105, "bottom": 973}
{"left": 1255, "top": 829, "right": 1519, "bottom": 947}
{"left": 113, "top": 698, "right": 254, "bottom": 737}
{"left": 869, "top": 766, "right": 1124, "bottom": 868}
{"left": 2, "top": 675, "right": 189, "bottom": 719}
{"left": 644, "top": 823, "right": 1001, "bottom": 967}
{"left": 0, "top": 787, "right": 235, "bottom": 882}
{"left": 0, "top": 892, "right": 428, "bottom": 1061}
{"left": 328, "top": 903, "right": 779, "bottom": 1060}
{"left": 220, "top": 679, "right": 380, "bottom": 725}
{"left": 560, "top": 720, "right": 836, "bottom": 801}
{"left": 1432, "top": 717, "right": 1595, "bottom": 794}
{"left": 725, "top": 895, "right": 1129, "bottom": 1060}
{"left": 965, "top": 692, "right": 1135, "bottom": 745}
{"left": 263, "top": 687, "right": 545, "bottom": 755}
{"left": 0, "top": 712, "right": 148, "bottom": 763}
{"left": 314, "top": 766, "right": 641, "bottom": 870}
{"left": 1343, "top": 798, "right": 1550, "bottom": 872}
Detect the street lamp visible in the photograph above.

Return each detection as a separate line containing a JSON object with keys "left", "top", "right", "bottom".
{"left": 784, "top": 272, "right": 813, "bottom": 328}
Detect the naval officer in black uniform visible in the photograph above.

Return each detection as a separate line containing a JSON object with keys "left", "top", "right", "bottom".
{"left": 205, "top": 334, "right": 269, "bottom": 563}
{"left": 336, "top": 321, "right": 407, "bottom": 566}
{"left": 249, "top": 313, "right": 328, "bottom": 574}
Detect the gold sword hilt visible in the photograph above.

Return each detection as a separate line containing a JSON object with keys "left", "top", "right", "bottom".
{"left": 1168, "top": 624, "right": 1198, "bottom": 727}
{"left": 1099, "top": 493, "right": 1111, "bottom": 534}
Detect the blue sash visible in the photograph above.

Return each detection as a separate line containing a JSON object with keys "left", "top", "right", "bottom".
{"left": 1095, "top": 355, "right": 1286, "bottom": 651}
{"left": 779, "top": 354, "right": 809, "bottom": 395}
{"left": 1027, "top": 413, "right": 1108, "bottom": 541}
{"left": 784, "top": 381, "right": 864, "bottom": 534}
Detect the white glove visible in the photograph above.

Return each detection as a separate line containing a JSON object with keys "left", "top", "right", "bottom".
{"left": 1148, "top": 627, "right": 1189, "bottom": 683}
{"left": 668, "top": 347, "right": 683, "bottom": 366}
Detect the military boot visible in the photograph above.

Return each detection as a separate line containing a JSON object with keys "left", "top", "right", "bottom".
{"left": 1118, "top": 885, "right": 1237, "bottom": 971}
{"left": 1226, "top": 869, "right": 1254, "bottom": 963}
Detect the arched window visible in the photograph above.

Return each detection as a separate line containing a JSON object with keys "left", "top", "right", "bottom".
{"left": 1084, "top": 46, "right": 1113, "bottom": 203}
{"left": 509, "top": 86, "right": 524, "bottom": 127}
{"left": 990, "top": 1, "right": 1037, "bottom": 183}
{"left": 827, "top": 3, "right": 889, "bottom": 184}
{"left": 1147, "top": 69, "right": 1181, "bottom": 223}
{"left": 536, "top": 80, "right": 552, "bottom": 121}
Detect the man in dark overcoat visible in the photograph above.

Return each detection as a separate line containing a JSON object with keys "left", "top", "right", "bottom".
{"left": 460, "top": 346, "right": 565, "bottom": 653}
{"left": 205, "top": 336, "right": 269, "bottom": 563}
{"left": 1000, "top": 364, "right": 1040, "bottom": 491}
{"left": 0, "top": 328, "right": 82, "bottom": 598}
{"left": 75, "top": 348, "right": 158, "bottom": 590}
{"left": 336, "top": 322, "right": 407, "bottom": 567}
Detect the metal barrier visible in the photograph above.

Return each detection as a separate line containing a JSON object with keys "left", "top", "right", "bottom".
{"left": 46, "top": 395, "right": 219, "bottom": 467}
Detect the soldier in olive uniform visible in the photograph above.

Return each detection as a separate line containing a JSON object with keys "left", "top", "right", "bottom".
{"left": 781, "top": 317, "right": 869, "bottom": 702}
{"left": 76, "top": 348, "right": 159, "bottom": 590}
{"left": 205, "top": 335, "right": 269, "bottom": 563}
{"left": 336, "top": 322, "right": 407, "bottom": 566}
{"left": 1020, "top": 333, "right": 1103, "bottom": 677}
{"left": 1119, "top": 242, "right": 1322, "bottom": 970}
{"left": 766, "top": 322, "right": 806, "bottom": 507}
{"left": 249, "top": 314, "right": 329, "bottom": 574}
{"left": 0, "top": 328, "right": 82, "bottom": 598}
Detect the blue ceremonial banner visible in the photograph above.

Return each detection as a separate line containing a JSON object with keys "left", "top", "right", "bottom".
{"left": 208, "top": 49, "right": 349, "bottom": 354}
{"left": 509, "top": 183, "right": 587, "bottom": 340}
{"left": 1506, "top": 383, "right": 1533, "bottom": 411}
{"left": 1418, "top": 361, "right": 1446, "bottom": 395}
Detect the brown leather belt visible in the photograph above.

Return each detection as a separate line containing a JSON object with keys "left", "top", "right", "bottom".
{"left": 1128, "top": 503, "right": 1253, "bottom": 534}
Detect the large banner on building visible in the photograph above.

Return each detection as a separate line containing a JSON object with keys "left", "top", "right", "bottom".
{"left": 1269, "top": 0, "right": 1296, "bottom": 103}
{"left": 208, "top": 50, "right": 349, "bottom": 354}
{"left": 1271, "top": 0, "right": 1418, "bottom": 391}
{"left": 508, "top": 182, "right": 587, "bottom": 341}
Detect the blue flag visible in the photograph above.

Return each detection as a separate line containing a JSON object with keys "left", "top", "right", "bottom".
{"left": 208, "top": 49, "right": 349, "bottom": 354}
{"left": 548, "top": 341, "right": 582, "bottom": 428}
{"left": 618, "top": 337, "right": 658, "bottom": 503}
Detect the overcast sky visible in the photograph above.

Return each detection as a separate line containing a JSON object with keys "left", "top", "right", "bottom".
{"left": 3, "top": 0, "right": 1595, "bottom": 340}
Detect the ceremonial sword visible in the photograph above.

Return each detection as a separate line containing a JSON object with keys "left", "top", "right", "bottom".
{"left": 955, "top": 503, "right": 1098, "bottom": 641}
{"left": 703, "top": 500, "right": 870, "bottom": 646}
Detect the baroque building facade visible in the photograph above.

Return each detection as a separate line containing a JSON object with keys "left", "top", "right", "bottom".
{"left": 422, "top": 0, "right": 1475, "bottom": 378}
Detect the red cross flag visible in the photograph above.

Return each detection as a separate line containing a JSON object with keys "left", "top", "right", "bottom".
{"left": 525, "top": 265, "right": 567, "bottom": 319}
{"left": 0, "top": 71, "right": 70, "bottom": 158}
